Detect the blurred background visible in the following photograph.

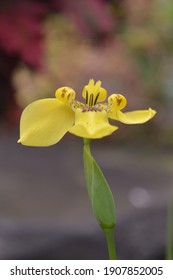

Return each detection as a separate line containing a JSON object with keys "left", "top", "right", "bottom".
{"left": 0, "top": 0, "right": 173, "bottom": 259}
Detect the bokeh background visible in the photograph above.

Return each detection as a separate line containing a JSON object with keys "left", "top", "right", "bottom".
{"left": 0, "top": 0, "right": 173, "bottom": 259}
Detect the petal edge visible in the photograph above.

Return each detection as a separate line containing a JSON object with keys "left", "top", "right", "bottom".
{"left": 113, "top": 108, "right": 156, "bottom": 124}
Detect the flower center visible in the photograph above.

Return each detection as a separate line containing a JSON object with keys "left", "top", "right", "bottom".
{"left": 85, "top": 90, "right": 100, "bottom": 106}
{"left": 82, "top": 79, "right": 107, "bottom": 107}
{"left": 55, "top": 80, "right": 127, "bottom": 115}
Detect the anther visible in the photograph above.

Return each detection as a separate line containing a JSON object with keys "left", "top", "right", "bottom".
{"left": 94, "top": 92, "right": 100, "bottom": 105}
{"left": 89, "top": 94, "right": 93, "bottom": 106}
{"left": 86, "top": 90, "right": 88, "bottom": 105}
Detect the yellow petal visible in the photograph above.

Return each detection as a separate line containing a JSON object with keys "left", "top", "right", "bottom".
{"left": 113, "top": 108, "right": 156, "bottom": 124}
{"left": 108, "top": 93, "right": 127, "bottom": 114}
{"left": 18, "top": 98, "right": 75, "bottom": 146}
{"left": 55, "top": 87, "right": 75, "bottom": 104}
{"left": 82, "top": 79, "right": 107, "bottom": 105}
{"left": 69, "top": 110, "right": 118, "bottom": 139}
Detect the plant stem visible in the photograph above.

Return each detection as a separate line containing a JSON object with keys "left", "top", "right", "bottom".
{"left": 103, "top": 227, "right": 116, "bottom": 260}
{"left": 166, "top": 192, "right": 173, "bottom": 259}
{"left": 83, "top": 138, "right": 91, "bottom": 148}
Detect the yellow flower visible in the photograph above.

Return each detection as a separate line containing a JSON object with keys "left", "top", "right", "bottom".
{"left": 18, "top": 79, "right": 156, "bottom": 146}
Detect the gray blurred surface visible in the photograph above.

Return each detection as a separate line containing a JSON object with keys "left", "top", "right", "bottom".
{"left": 0, "top": 206, "right": 166, "bottom": 259}
{"left": 0, "top": 132, "right": 172, "bottom": 259}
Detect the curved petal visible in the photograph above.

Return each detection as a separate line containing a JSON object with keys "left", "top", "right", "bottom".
{"left": 18, "top": 98, "right": 75, "bottom": 146}
{"left": 69, "top": 110, "right": 118, "bottom": 139}
{"left": 55, "top": 87, "right": 75, "bottom": 104}
{"left": 111, "top": 108, "right": 156, "bottom": 124}
{"left": 108, "top": 94, "right": 127, "bottom": 112}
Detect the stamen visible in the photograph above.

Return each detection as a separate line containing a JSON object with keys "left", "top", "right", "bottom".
{"left": 89, "top": 94, "right": 93, "bottom": 106}
{"left": 86, "top": 90, "right": 88, "bottom": 105}
{"left": 94, "top": 92, "right": 100, "bottom": 105}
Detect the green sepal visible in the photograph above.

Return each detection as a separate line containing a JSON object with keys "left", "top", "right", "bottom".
{"left": 83, "top": 141, "right": 116, "bottom": 229}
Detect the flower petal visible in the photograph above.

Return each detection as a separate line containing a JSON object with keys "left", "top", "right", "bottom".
{"left": 55, "top": 87, "right": 75, "bottom": 104}
{"left": 18, "top": 98, "right": 75, "bottom": 146}
{"left": 69, "top": 110, "right": 118, "bottom": 138}
{"left": 108, "top": 94, "right": 127, "bottom": 111}
{"left": 112, "top": 108, "right": 156, "bottom": 124}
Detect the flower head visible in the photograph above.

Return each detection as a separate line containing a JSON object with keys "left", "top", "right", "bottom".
{"left": 18, "top": 79, "right": 156, "bottom": 146}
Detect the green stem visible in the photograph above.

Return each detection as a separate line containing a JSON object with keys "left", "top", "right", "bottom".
{"left": 83, "top": 138, "right": 91, "bottom": 156}
{"left": 83, "top": 138, "right": 117, "bottom": 260}
{"left": 103, "top": 227, "right": 116, "bottom": 260}
{"left": 166, "top": 192, "right": 173, "bottom": 259}
{"left": 83, "top": 138, "right": 91, "bottom": 148}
